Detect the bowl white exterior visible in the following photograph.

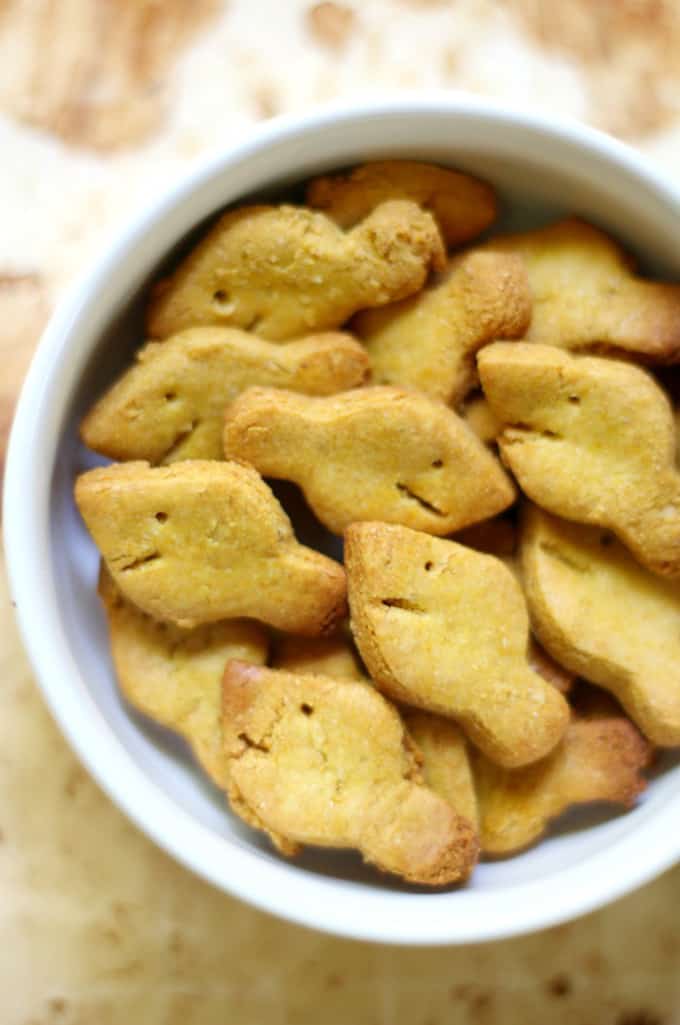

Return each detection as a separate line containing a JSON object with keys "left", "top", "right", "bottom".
{"left": 5, "top": 95, "right": 680, "bottom": 946}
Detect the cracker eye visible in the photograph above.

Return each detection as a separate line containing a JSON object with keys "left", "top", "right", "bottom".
{"left": 155, "top": 512, "right": 168, "bottom": 523}
{"left": 300, "top": 703, "right": 314, "bottom": 716}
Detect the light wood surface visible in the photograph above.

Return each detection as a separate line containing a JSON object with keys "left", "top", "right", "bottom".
{"left": 2, "top": 2, "right": 680, "bottom": 1020}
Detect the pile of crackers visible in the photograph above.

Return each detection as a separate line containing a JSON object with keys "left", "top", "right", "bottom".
{"left": 74, "top": 161, "right": 680, "bottom": 886}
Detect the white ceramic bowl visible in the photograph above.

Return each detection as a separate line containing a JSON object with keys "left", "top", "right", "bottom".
{"left": 6, "top": 96, "right": 680, "bottom": 946}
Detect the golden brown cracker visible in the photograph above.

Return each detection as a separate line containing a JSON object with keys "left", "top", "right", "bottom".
{"left": 306, "top": 160, "right": 497, "bottom": 247}
{"left": 353, "top": 250, "right": 531, "bottom": 404}
{"left": 461, "top": 393, "right": 501, "bottom": 447}
{"left": 75, "top": 460, "right": 346, "bottom": 634}
{"left": 489, "top": 217, "right": 680, "bottom": 361}
{"left": 80, "top": 328, "right": 370, "bottom": 463}
{"left": 474, "top": 713, "right": 650, "bottom": 855}
{"left": 521, "top": 504, "right": 680, "bottom": 746}
{"left": 98, "top": 567, "right": 268, "bottom": 787}
{"left": 453, "top": 516, "right": 574, "bottom": 695}
{"left": 479, "top": 342, "right": 680, "bottom": 577}
{"left": 146, "top": 201, "right": 445, "bottom": 340}
{"left": 403, "top": 711, "right": 478, "bottom": 828}
{"left": 223, "top": 386, "right": 515, "bottom": 536}
{"left": 221, "top": 661, "right": 478, "bottom": 885}
{"left": 272, "top": 630, "right": 366, "bottom": 682}
{"left": 345, "top": 522, "right": 570, "bottom": 768}
{"left": 526, "top": 639, "right": 574, "bottom": 695}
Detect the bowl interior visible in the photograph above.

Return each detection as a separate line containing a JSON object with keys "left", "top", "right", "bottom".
{"left": 13, "top": 103, "right": 680, "bottom": 942}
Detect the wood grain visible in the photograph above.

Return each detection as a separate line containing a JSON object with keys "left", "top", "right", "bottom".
{"left": 305, "top": 3, "right": 357, "bottom": 49}
{"left": 1, "top": 1, "right": 680, "bottom": 1019}
{"left": 0, "top": 0, "right": 221, "bottom": 151}
{"left": 0, "top": 274, "right": 49, "bottom": 500}
{"left": 509, "top": 0, "right": 680, "bottom": 137}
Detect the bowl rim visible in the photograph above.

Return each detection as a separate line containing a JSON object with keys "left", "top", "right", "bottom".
{"left": 5, "top": 93, "right": 680, "bottom": 946}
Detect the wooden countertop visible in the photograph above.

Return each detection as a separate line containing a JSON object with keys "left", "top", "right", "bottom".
{"left": 2, "top": 2, "right": 680, "bottom": 1020}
